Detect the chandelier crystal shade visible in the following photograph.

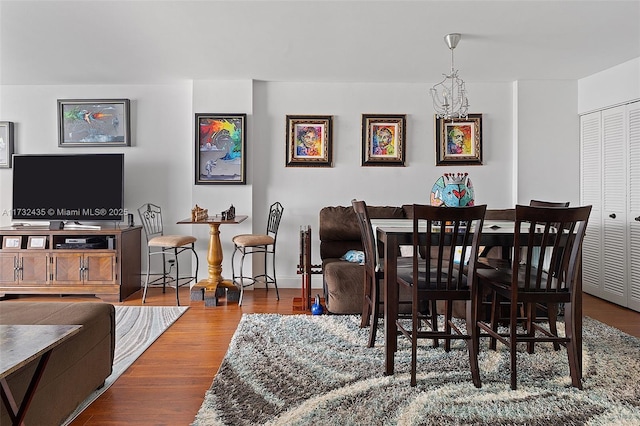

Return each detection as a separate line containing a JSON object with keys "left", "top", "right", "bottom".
{"left": 430, "top": 33, "right": 469, "bottom": 120}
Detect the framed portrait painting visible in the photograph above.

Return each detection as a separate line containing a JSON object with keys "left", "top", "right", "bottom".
{"left": 361, "top": 114, "right": 406, "bottom": 166}
{"left": 195, "top": 113, "right": 246, "bottom": 185}
{"left": 58, "top": 99, "right": 131, "bottom": 147}
{"left": 285, "top": 115, "right": 333, "bottom": 167}
{"left": 435, "top": 114, "right": 483, "bottom": 165}
{"left": 0, "top": 121, "right": 14, "bottom": 168}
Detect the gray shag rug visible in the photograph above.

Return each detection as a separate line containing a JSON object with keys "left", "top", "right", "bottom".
{"left": 192, "top": 313, "right": 640, "bottom": 426}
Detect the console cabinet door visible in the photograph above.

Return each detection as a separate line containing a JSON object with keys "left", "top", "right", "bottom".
{"left": 51, "top": 252, "right": 84, "bottom": 284}
{"left": 51, "top": 252, "right": 116, "bottom": 285}
{"left": 0, "top": 253, "right": 18, "bottom": 284}
{"left": 83, "top": 253, "right": 116, "bottom": 284}
{"left": 18, "top": 252, "right": 49, "bottom": 284}
{"left": 0, "top": 252, "right": 48, "bottom": 284}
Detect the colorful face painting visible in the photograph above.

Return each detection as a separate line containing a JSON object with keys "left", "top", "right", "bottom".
{"left": 371, "top": 125, "right": 395, "bottom": 156}
{"left": 295, "top": 125, "right": 324, "bottom": 158}
{"left": 445, "top": 124, "right": 473, "bottom": 156}
{"left": 430, "top": 172, "right": 475, "bottom": 207}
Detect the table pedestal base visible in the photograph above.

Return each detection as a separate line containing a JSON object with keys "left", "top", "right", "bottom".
{"left": 190, "top": 280, "right": 238, "bottom": 306}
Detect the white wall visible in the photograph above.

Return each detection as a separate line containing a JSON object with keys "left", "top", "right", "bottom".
{"left": 0, "top": 77, "right": 582, "bottom": 291}
{"left": 514, "top": 80, "right": 580, "bottom": 206}
{"left": 578, "top": 58, "right": 640, "bottom": 114}
{"left": 253, "top": 80, "right": 513, "bottom": 288}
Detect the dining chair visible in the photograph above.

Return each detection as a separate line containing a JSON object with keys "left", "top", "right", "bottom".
{"left": 471, "top": 204, "right": 592, "bottom": 390}
{"left": 138, "top": 203, "right": 199, "bottom": 306}
{"left": 231, "top": 201, "right": 284, "bottom": 306}
{"left": 351, "top": 200, "right": 415, "bottom": 347}
{"left": 396, "top": 203, "right": 486, "bottom": 387}
{"left": 528, "top": 200, "right": 570, "bottom": 350}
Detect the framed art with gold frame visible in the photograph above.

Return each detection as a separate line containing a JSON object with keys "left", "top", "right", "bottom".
{"left": 285, "top": 115, "right": 333, "bottom": 167}
{"left": 362, "top": 114, "right": 406, "bottom": 166}
{"left": 435, "top": 114, "right": 483, "bottom": 165}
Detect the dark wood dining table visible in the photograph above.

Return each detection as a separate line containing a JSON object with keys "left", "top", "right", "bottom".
{"left": 372, "top": 218, "right": 583, "bottom": 377}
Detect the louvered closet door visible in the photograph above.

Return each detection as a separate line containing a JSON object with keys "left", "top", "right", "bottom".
{"left": 601, "top": 105, "right": 628, "bottom": 305}
{"left": 628, "top": 102, "right": 640, "bottom": 311}
{"left": 580, "top": 112, "right": 603, "bottom": 297}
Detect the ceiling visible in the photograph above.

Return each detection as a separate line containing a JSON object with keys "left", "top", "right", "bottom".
{"left": 1, "top": 0, "right": 639, "bottom": 86}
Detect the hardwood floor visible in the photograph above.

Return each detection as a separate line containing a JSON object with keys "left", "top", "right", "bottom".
{"left": 5, "top": 287, "right": 639, "bottom": 425}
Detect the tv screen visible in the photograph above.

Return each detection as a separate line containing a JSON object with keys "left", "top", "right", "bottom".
{"left": 12, "top": 154, "right": 125, "bottom": 222}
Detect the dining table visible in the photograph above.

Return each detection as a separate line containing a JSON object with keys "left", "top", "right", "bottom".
{"left": 372, "top": 218, "right": 583, "bottom": 377}
{"left": 177, "top": 214, "right": 248, "bottom": 306}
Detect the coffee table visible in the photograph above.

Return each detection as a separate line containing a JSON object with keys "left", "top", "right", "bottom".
{"left": 1, "top": 324, "right": 81, "bottom": 426}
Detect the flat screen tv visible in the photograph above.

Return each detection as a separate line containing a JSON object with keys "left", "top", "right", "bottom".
{"left": 12, "top": 154, "right": 125, "bottom": 226}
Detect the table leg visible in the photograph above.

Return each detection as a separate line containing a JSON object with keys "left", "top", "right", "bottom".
{"left": 383, "top": 234, "right": 399, "bottom": 376}
{"left": 194, "top": 223, "right": 236, "bottom": 305}
{"left": 1, "top": 349, "right": 52, "bottom": 426}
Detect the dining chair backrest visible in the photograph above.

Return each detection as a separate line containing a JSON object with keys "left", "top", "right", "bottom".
{"left": 352, "top": 200, "right": 377, "bottom": 280}
{"left": 265, "top": 202, "right": 284, "bottom": 241}
{"left": 138, "top": 203, "right": 164, "bottom": 242}
{"left": 512, "top": 204, "right": 591, "bottom": 293}
{"left": 410, "top": 204, "right": 487, "bottom": 292}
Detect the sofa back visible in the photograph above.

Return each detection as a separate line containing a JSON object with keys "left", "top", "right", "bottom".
{"left": 319, "top": 205, "right": 410, "bottom": 260}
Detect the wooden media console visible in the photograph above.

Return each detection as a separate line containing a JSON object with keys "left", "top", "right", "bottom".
{"left": 0, "top": 225, "right": 141, "bottom": 302}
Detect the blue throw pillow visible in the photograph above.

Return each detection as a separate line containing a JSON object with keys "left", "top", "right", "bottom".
{"left": 341, "top": 250, "right": 365, "bottom": 264}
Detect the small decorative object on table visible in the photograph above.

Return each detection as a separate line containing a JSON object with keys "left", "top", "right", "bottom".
{"left": 191, "top": 205, "right": 209, "bottom": 221}
{"left": 430, "top": 172, "right": 475, "bottom": 207}
{"left": 220, "top": 204, "right": 235, "bottom": 220}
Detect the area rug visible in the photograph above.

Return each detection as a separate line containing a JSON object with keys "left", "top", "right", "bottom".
{"left": 192, "top": 314, "right": 640, "bottom": 426}
{"left": 62, "top": 305, "right": 188, "bottom": 425}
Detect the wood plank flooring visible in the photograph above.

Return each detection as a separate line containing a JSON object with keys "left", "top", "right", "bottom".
{"left": 5, "top": 287, "right": 639, "bottom": 425}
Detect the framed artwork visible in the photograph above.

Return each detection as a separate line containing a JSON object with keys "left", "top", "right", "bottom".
{"left": 195, "top": 113, "right": 246, "bottom": 185}
{"left": 2, "top": 236, "right": 22, "bottom": 250}
{"left": 27, "top": 236, "right": 47, "bottom": 250}
{"left": 58, "top": 99, "right": 131, "bottom": 147}
{"left": 361, "top": 114, "right": 406, "bottom": 166}
{"left": 0, "top": 121, "right": 14, "bottom": 168}
{"left": 285, "top": 115, "right": 333, "bottom": 167}
{"left": 435, "top": 114, "right": 483, "bottom": 165}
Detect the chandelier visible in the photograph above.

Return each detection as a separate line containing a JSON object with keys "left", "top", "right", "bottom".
{"left": 430, "top": 33, "right": 469, "bottom": 120}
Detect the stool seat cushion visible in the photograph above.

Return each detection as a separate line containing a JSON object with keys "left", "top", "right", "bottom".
{"left": 233, "top": 234, "right": 274, "bottom": 247}
{"left": 148, "top": 234, "right": 196, "bottom": 247}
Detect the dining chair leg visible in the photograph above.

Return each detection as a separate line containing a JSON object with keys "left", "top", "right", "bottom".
{"left": 174, "top": 248, "right": 180, "bottom": 306}
{"left": 411, "top": 313, "right": 419, "bottom": 387}
{"left": 271, "top": 248, "right": 280, "bottom": 301}
{"left": 361, "top": 276, "right": 372, "bottom": 329}
{"left": 489, "top": 292, "right": 500, "bottom": 350}
{"left": 368, "top": 276, "right": 379, "bottom": 348}
{"left": 509, "top": 302, "right": 519, "bottom": 390}
{"left": 466, "top": 296, "right": 482, "bottom": 388}
{"left": 547, "top": 303, "right": 561, "bottom": 351}
{"left": 142, "top": 253, "right": 152, "bottom": 304}
{"left": 526, "top": 303, "right": 535, "bottom": 354}
{"left": 563, "top": 303, "right": 583, "bottom": 389}
{"left": 430, "top": 300, "right": 439, "bottom": 348}
{"left": 444, "top": 300, "right": 452, "bottom": 352}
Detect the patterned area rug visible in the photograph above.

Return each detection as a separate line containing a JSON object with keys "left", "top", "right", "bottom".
{"left": 193, "top": 314, "right": 640, "bottom": 425}
{"left": 62, "top": 305, "right": 188, "bottom": 425}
